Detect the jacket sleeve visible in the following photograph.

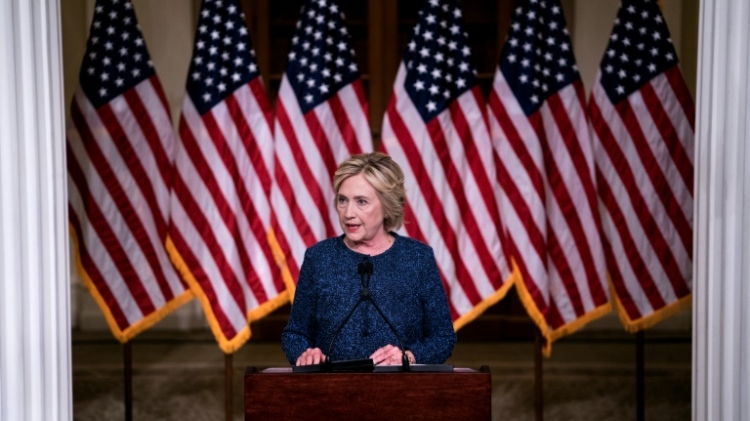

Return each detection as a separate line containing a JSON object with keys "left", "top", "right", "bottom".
{"left": 406, "top": 248, "right": 457, "bottom": 364}
{"left": 281, "top": 251, "right": 318, "bottom": 365}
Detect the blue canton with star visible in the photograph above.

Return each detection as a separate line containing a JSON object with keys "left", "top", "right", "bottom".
{"left": 404, "top": 0, "right": 477, "bottom": 123}
{"left": 286, "top": 0, "right": 360, "bottom": 114}
{"left": 186, "top": 0, "right": 261, "bottom": 115}
{"left": 599, "top": 0, "right": 678, "bottom": 104}
{"left": 499, "top": 0, "right": 580, "bottom": 117}
{"left": 79, "top": 0, "right": 155, "bottom": 108}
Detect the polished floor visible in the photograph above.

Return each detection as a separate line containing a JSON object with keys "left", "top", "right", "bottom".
{"left": 72, "top": 329, "right": 690, "bottom": 420}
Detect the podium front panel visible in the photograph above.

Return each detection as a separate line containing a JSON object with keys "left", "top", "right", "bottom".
{"left": 244, "top": 366, "right": 491, "bottom": 421}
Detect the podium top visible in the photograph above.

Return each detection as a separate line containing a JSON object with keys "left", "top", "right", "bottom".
{"left": 259, "top": 365, "right": 479, "bottom": 374}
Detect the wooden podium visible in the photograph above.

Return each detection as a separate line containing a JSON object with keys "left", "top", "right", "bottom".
{"left": 244, "top": 366, "right": 491, "bottom": 420}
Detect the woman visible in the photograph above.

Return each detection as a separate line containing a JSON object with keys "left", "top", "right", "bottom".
{"left": 282, "top": 152, "right": 456, "bottom": 366}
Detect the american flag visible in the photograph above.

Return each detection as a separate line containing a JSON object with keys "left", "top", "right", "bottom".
{"left": 67, "top": 0, "right": 191, "bottom": 342}
{"left": 380, "top": 0, "right": 513, "bottom": 327}
{"left": 488, "top": 0, "right": 610, "bottom": 354}
{"left": 589, "top": 0, "right": 694, "bottom": 330}
{"left": 271, "top": 0, "right": 372, "bottom": 297}
{"left": 166, "top": 0, "right": 287, "bottom": 353}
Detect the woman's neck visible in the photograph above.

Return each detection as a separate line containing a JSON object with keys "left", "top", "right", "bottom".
{"left": 344, "top": 233, "right": 393, "bottom": 256}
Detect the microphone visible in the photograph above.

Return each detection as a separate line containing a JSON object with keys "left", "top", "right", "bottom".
{"left": 362, "top": 260, "right": 411, "bottom": 372}
{"left": 358, "top": 259, "right": 373, "bottom": 298}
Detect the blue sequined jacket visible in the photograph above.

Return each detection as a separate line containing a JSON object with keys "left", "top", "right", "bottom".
{"left": 281, "top": 233, "right": 456, "bottom": 364}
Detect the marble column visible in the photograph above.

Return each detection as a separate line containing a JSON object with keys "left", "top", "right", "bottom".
{"left": 693, "top": 1, "right": 750, "bottom": 420}
{"left": 0, "top": 0, "right": 72, "bottom": 420}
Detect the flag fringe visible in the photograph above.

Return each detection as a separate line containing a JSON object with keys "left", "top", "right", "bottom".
{"left": 453, "top": 270, "right": 518, "bottom": 331}
{"left": 266, "top": 227, "right": 296, "bottom": 301}
{"left": 611, "top": 283, "right": 692, "bottom": 333}
{"left": 70, "top": 225, "right": 194, "bottom": 343}
{"left": 165, "top": 236, "right": 288, "bottom": 354}
{"left": 511, "top": 258, "right": 613, "bottom": 357}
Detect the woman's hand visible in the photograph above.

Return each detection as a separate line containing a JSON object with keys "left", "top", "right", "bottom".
{"left": 295, "top": 348, "right": 327, "bottom": 366}
{"left": 370, "top": 344, "right": 414, "bottom": 365}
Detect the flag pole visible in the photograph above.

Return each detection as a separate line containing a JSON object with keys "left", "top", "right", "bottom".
{"left": 636, "top": 330, "right": 645, "bottom": 421}
{"left": 124, "top": 342, "right": 132, "bottom": 421}
{"left": 534, "top": 327, "right": 544, "bottom": 421}
{"left": 225, "top": 353, "right": 233, "bottom": 421}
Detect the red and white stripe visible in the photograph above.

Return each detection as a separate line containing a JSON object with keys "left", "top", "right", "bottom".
{"left": 589, "top": 66, "right": 694, "bottom": 328}
{"left": 168, "top": 78, "right": 286, "bottom": 353}
{"left": 381, "top": 64, "right": 512, "bottom": 326}
{"left": 489, "top": 69, "right": 610, "bottom": 344}
{"left": 271, "top": 76, "right": 372, "bottom": 294}
{"left": 67, "top": 78, "right": 190, "bottom": 341}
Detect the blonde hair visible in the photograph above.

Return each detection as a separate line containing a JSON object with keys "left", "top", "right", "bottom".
{"left": 333, "top": 152, "right": 405, "bottom": 232}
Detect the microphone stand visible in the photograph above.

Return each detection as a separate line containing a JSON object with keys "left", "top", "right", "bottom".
{"left": 301, "top": 259, "right": 377, "bottom": 373}
{"left": 294, "top": 258, "right": 423, "bottom": 373}
{"left": 360, "top": 260, "right": 411, "bottom": 372}
{"left": 325, "top": 259, "right": 377, "bottom": 360}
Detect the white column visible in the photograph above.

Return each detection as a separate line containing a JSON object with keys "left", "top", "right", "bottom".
{"left": 693, "top": 1, "right": 750, "bottom": 421}
{"left": 0, "top": 0, "right": 72, "bottom": 420}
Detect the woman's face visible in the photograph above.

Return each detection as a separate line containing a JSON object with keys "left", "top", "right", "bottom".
{"left": 336, "top": 173, "right": 386, "bottom": 245}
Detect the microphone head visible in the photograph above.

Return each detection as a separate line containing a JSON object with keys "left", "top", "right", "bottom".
{"left": 358, "top": 259, "right": 374, "bottom": 276}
